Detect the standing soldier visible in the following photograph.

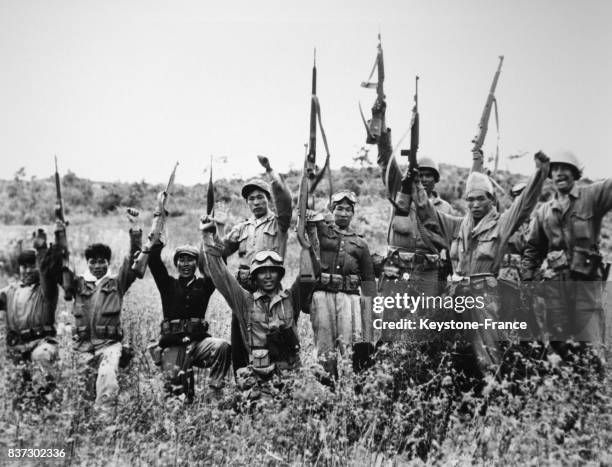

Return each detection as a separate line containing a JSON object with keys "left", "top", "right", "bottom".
{"left": 147, "top": 238, "right": 231, "bottom": 401}
{"left": 68, "top": 218, "right": 142, "bottom": 410}
{"left": 1, "top": 226, "right": 64, "bottom": 400}
{"left": 222, "top": 156, "right": 292, "bottom": 372}
{"left": 417, "top": 157, "right": 454, "bottom": 215}
{"left": 521, "top": 151, "right": 612, "bottom": 360}
{"left": 411, "top": 152, "right": 550, "bottom": 375}
{"left": 373, "top": 99, "right": 453, "bottom": 342}
{"left": 307, "top": 190, "right": 375, "bottom": 378}
{"left": 200, "top": 217, "right": 313, "bottom": 395}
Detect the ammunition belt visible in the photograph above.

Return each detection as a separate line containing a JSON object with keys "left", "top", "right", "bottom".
{"left": 7, "top": 326, "right": 56, "bottom": 347}
{"left": 383, "top": 249, "right": 440, "bottom": 278}
{"left": 73, "top": 325, "right": 123, "bottom": 342}
{"left": 316, "top": 273, "right": 361, "bottom": 294}
{"left": 501, "top": 253, "right": 522, "bottom": 269}
{"left": 452, "top": 273, "right": 497, "bottom": 290}
{"left": 159, "top": 318, "right": 208, "bottom": 347}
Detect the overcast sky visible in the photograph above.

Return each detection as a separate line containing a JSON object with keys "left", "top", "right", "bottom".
{"left": 1, "top": 0, "right": 610, "bottom": 185}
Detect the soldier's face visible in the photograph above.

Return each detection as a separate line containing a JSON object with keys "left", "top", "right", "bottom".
{"left": 255, "top": 267, "right": 280, "bottom": 293}
{"left": 551, "top": 164, "right": 576, "bottom": 194}
{"left": 419, "top": 169, "right": 437, "bottom": 193}
{"left": 19, "top": 263, "right": 39, "bottom": 285}
{"left": 88, "top": 257, "right": 109, "bottom": 280}
{"left": 466, "top": 190, "right": 493, "bottom": 221}
{"left": 176, "top": 254, "right": 197, "bottom": 279}
{"left": 333, "top": 201, "right": 354, "bottom": 229}
{"left": 247, "top": 189, "right": 269, "bottom": 219}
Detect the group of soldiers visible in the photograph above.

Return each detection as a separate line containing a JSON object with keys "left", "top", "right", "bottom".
{"left": 2, "top": 94, "right": 611, "bottom": 411}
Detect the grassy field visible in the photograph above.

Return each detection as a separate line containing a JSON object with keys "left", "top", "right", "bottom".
{"left": 2, "top": 207, "right": 612, "bottom": 466}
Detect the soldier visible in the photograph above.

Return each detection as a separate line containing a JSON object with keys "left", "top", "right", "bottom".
{"left": 417, "top": 157, "right": 454, "bottom": 215}
{"left": 411, "top": 151, "right": 549, "bottom": 375}
{"left": 1, "top": 226, "right": 64, "bottom": 400}
{"left": 521, "top": 151, "right": 612, "bottom": 361}
{"left": 307, "top": 190, "right": 376, "bottom": 378}
{"left": 222, "top": 156, "right": 292, "bottom": 372}
{"left": 200, "top": 216, "right": 312, "bottom": 393}
{"left": 373, "top": 99, "right": 453, "bottom": 343}
{"left": 147, "top": 240, "right": 231, "bottom": 401}
{"left": 68, "top": 220, "right": 142, "bottom": 409}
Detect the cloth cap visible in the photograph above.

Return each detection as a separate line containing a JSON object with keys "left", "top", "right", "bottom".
{"left": 465, "top": 172, "right": 494, "bottom": 197}
{"left": 249, "top": 250, "right": 285, "bottom": 279}
{"left": 17, "top": 249, "right": 37, "bottom": 266}
{"left": 550, "top": 150, "right": 583, "bottom": 180}
{"left": 417, "top": 157, "right": 440, "bottom": 182}
{"left": 241, "top": 179, "right": 272, "bottom": 199}
{"left": 173, "top": 245, "right": 199, "bottom": 265}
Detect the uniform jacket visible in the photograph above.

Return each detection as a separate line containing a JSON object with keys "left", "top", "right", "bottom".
{"left": 1, "top": 243, "right": 61, "bottom": 338}
{"left": 522, "top": 179, "right": 612, "bottom": 278}
{"left": 311, "top": 220, "right": 375, "bottom": 295}
{"left": 71, "top": 231, "right": 140, "bottom": 352}
{"left": 149, "top": 246, "right": 215, "bottom": 320}
{"left": 203, "top": 238, "right": 312, "bottom": 362}
{"left": 377, "top": 129, "right": 453, "bottom": 253}
{"left": 414, "top": 163, "right": 548, "bottom": 277}
{"left": 222, "top": 173, "right": 292, "bottom": 268}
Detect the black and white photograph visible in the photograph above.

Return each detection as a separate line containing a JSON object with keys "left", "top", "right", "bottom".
{"left": 1, "top": 1, "right": 611, "bottom": 465}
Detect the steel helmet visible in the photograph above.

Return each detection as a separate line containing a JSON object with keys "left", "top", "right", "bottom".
{"left": 549, "top": 151, "right": 583, "bottom": 180}
{"left": 241, "top": 179, "right": 272, "bottom": 200}
{"left": 417, "top": 157, "right": 440, "bottom": 182}
{"left": 249, "top": 250, "right": 285, "bottom": 279}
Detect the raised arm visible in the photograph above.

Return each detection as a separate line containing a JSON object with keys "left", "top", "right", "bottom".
{"left": 412, "top": 181, "right": 462, "bottom": 248}
{"left": 116, "top": 228, "right": 142, "bottom": 296}
{"left": 590, "top": 178, "right": 612, "bottom": 218}
{"left": 33, "top": 228, "right": 61, "bottom": 302}
{"left": 260, "top": 156, "right": 293, "bottom": 233}
{"left": 200, "top": 223, "right": 250, "bottom": 317}
{"left": 498, "top": 152, "right": 550, "bottom": 246}
{"left": 148, "top": 242, "right": 173, "bottom": 295}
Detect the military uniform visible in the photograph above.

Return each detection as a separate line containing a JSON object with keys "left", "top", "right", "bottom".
{"left": 148, "top": 244, "right": 231, "bottom": 398}
{"left": 1, "top": 234, "right": 62, "bottom": 371}
{"left": 522, "top": 177, "right": 612, "bottom": 348}
{"left": 376, "top": 130, "right": 451, "bottom": 342}
{"left": 308, "top": 216, "right": 375, "bottom": 375}
{"left": 414, "top": 162, "right": 549, "bottom": 372}
{"left": 222, "top": 172, "right": 292, "bottom": 372}
{"left": 69, "top": 229, "right": 141, "bottom": 407}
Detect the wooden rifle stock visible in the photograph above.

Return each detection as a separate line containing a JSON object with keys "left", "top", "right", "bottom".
{"left": 132, "top": 162, "right": 178, "bottom": 278}
{"left": 400, "top": 76, "right": 420, "bottom": 195}
{"left": 54, "top": 156, "right": 73, "bottom": 301}
{"left": 360, "top": 34, "right": 385, "bottom": 144}
{"left": 471, "top": 55, "right": 504, "bottom": 173}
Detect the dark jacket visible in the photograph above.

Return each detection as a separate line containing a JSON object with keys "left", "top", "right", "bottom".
{"left": 149, "top": 247, "right": 215, "bottom": 320}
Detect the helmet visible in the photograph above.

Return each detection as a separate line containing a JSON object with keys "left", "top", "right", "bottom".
{"left": 241, "top": 179, "right": 272, "bottom": 199}
{"left": 249, "top": 250, "right": 285, "bottom": 279}
{"left": 417, "top": 157, "right": 440, "bottom": 182}
{"left": 329, "top": 190, "right": 357, "bottom": 211}
{"left": 173, "top": 245, "right": 199, "bottom": 265}
{"left": 510, "top": 182, "right": 527, "bottom": 198}
{"left": 549, "top": 151, "right": 583, "bottom": 180}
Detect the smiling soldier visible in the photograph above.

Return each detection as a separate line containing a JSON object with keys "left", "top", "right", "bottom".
{"left": 522, "top": 151, "right": 612, "bottom": 363}
{"left": 221, "top": 156, "right": 292, "bottom": 374}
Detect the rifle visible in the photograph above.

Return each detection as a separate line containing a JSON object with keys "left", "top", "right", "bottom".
{"left": 54, "top": 156, "right": 73, "bottom": 300}
{"left": 360, "top": 33, "right": 385, "bottom": 144}
{"left": 471, "top": 55, "right": 504, "bottom": 173}
{"left": 206, "top": 155, "right": 214, "bottom": 217}
{"left": 296, "top": 50, "right": 332, "bottom": 283}
{"left": 400, "top": 76, "right": 420, "bottom": 195}
{"left": 132, "top": 162, "right": 179, "bottom": 278}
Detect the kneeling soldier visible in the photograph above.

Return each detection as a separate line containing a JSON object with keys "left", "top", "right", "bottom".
{"left": 201, "top": 217, "right": 313, "bottom": 393}
{"left": 1, "top": 227, "right": 64, "bottom": 400}
{"left": 68, "top": 223, "right": 142, "bottom": 409}
{"left": 148, "top": 242, "right": 231, "bottom": 401}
